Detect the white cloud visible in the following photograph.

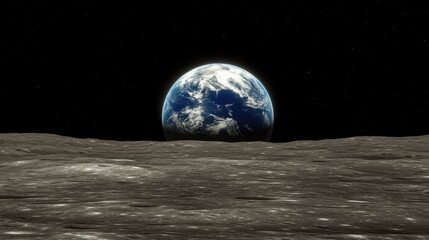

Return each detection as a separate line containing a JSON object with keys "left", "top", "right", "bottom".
{"left": 177, "top": 64, "right": 270, "bottom": 110}
{"left": 206, "top": 114, "right": 240, "bottom": 136}
{"left": 182, "top": 106, "right": 204, "bottom": 130}
{"left": 167, "top": 106, "right": 204, "bottom": 134}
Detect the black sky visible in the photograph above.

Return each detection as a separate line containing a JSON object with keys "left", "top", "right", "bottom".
{"left": 1, "top": 1, "right": 429, "bottom": 142}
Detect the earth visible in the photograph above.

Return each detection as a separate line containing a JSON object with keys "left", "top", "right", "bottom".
{"left": 162, "top": 63, "right": 274, "bottom": 141}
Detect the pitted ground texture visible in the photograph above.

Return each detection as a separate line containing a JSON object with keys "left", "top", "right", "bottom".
{"left": 0, "top": 133, "right": 428, "bottom": 239}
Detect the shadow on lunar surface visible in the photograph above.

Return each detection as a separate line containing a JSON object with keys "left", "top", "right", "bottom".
{"left": 0, "top": 133, "right": 429, "bottom": 239}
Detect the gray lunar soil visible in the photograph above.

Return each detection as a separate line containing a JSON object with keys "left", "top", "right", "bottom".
{"left": 0, "top": 133, "right": 429, "bottom": 239}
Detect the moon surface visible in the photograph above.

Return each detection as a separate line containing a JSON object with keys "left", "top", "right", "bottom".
{"left": 0, "top": 133, "right": 429, "bottom": 239}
